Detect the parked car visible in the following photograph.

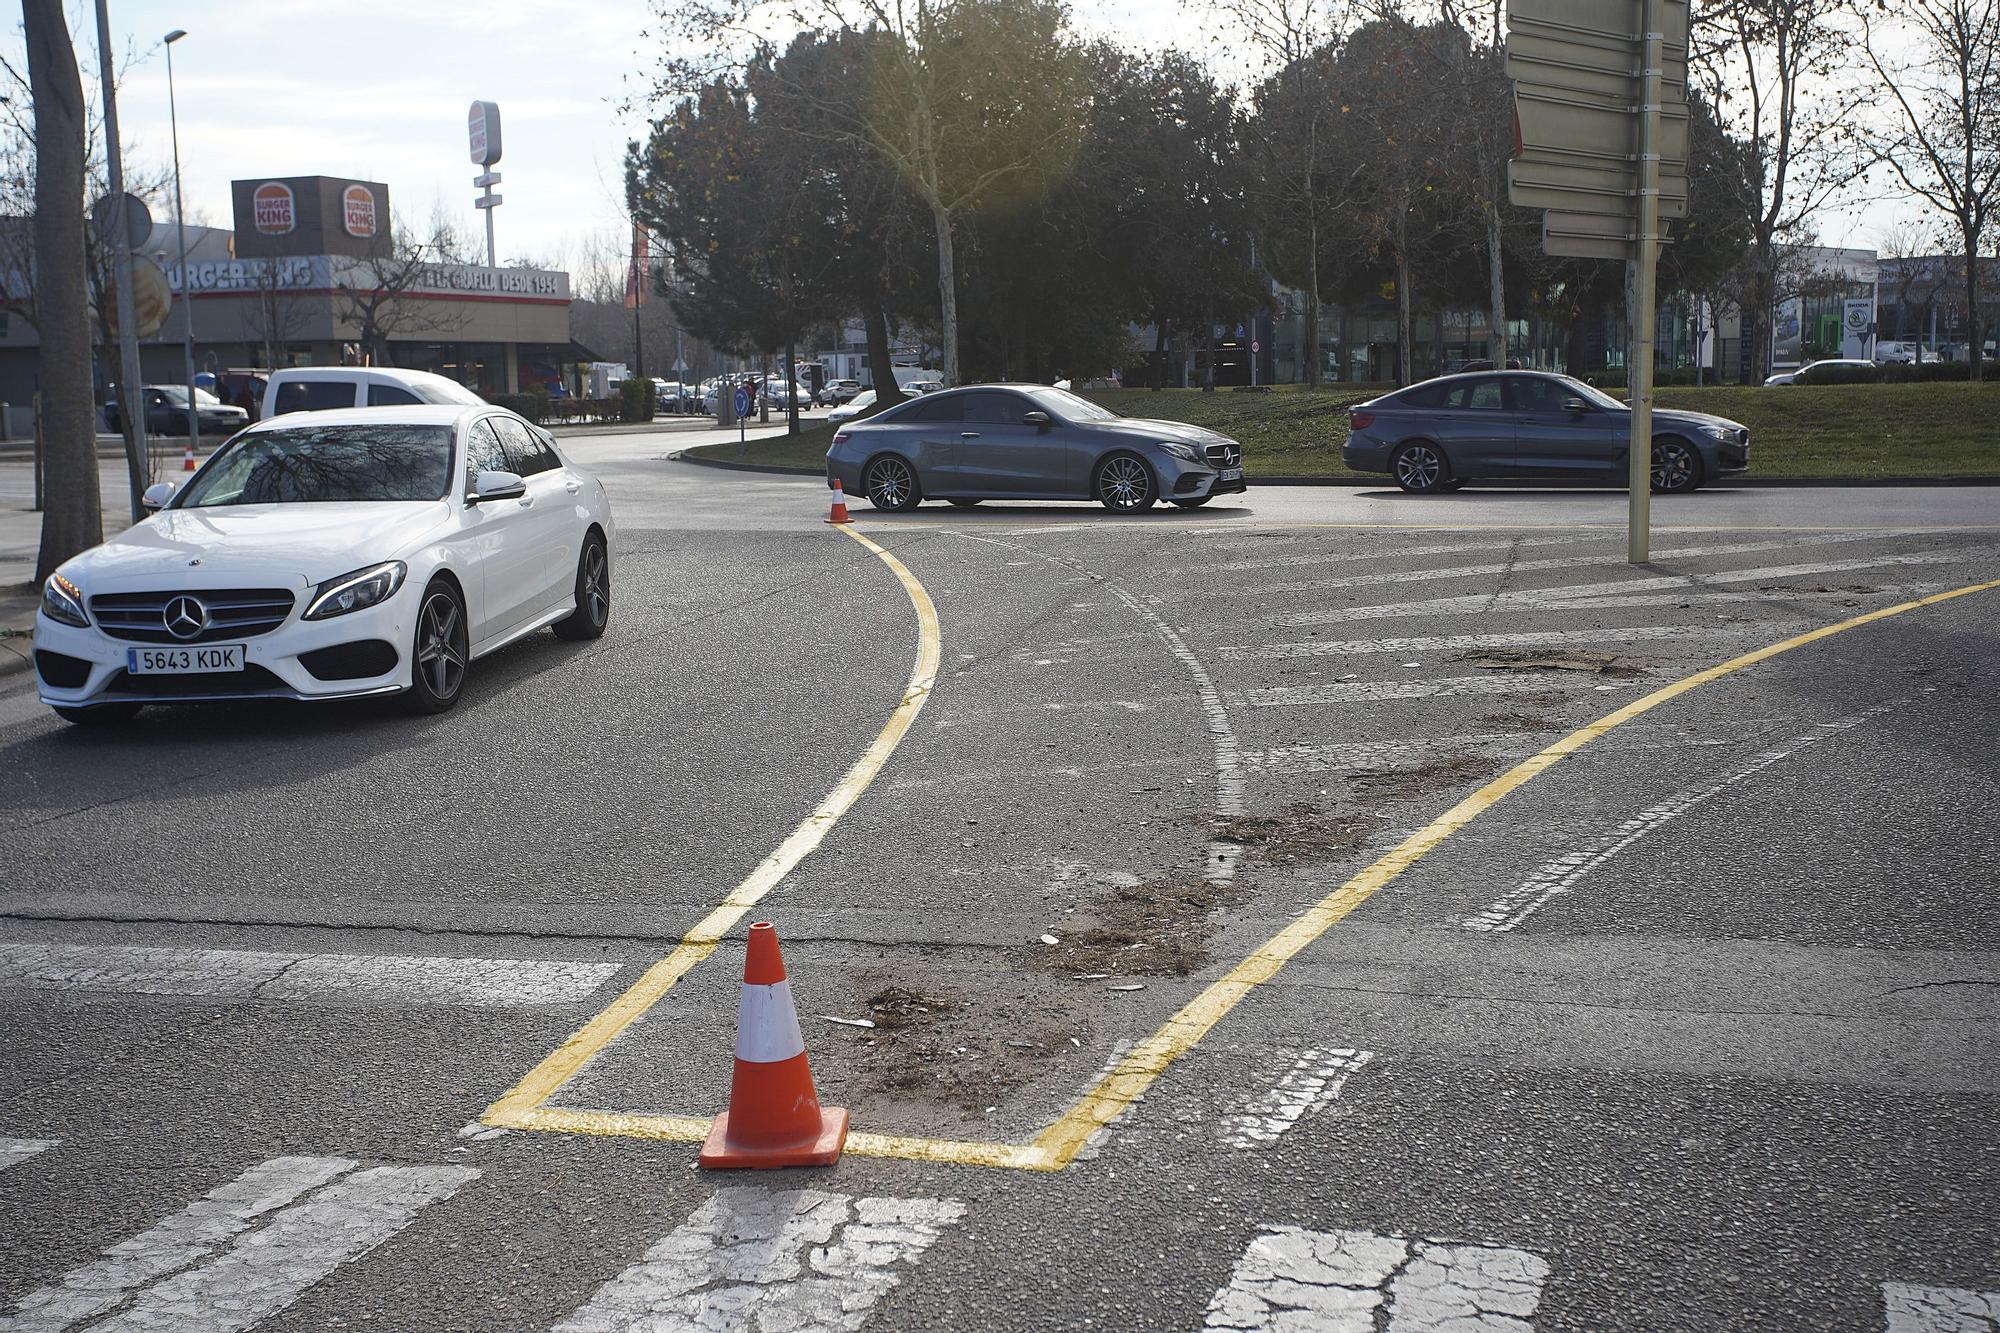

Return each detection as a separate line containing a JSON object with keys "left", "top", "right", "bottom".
{"left": 32, "top": 404, "right": 614, "bottom": 725}
{"left": 103, "top": 385, "right": 249, "bottom": 438}
{"left": 825, "top": 383, "right": 1247, "bottom": 513}
{"left": 819, "top": 379, "right": 862, "bottom": 406}
{"left": 902, "top": 378, "right": 945, "bottom": 395}
{"left": 1764, "top": 358, "right": 1878, "bottom": 386}
{"left": 1873, "top": 342, "right": 1939, "bottom": 365}
{"left": 262, "top": 366, "right": 485, "bottom": 418}
{"left": 826, "top": 390, "right": 877, "bottom": 425}
{"left": 763, "top": 378, "right": 814, "bottom": 410}
{"left": 1341, "top": 370, "right": 1747, "bottom": 494}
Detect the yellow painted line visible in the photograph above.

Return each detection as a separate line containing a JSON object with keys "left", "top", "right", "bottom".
{"left": 482, "top": 526, "right": 941, "bottom": 1129}
{"left": 491, "top": 560, "right": 1998, "bottom": 1169}
{"left": 1026, "top": 574, "right": 2000, "bottom": 1166}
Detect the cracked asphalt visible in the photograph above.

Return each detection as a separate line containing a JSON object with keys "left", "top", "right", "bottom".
{"left": 1, "top": 439, "right": 1996, "bottom": 1331}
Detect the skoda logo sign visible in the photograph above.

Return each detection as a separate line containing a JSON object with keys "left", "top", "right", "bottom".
{"left": 163, "top": 595, "right": 209, "bottom": 640}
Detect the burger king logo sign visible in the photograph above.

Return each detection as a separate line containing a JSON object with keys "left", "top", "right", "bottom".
{"left": 343, "top": 184, "right": 377, "bottom": 238}
{"left": 252, "top": 182, "right": 295, "bottom": 235}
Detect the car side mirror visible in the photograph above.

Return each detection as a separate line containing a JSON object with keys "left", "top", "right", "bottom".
{"left": 1562, "top": 397, "right": 1589, "bottom": 413}
{"left": 141, "top": 481, "right": 178, "bottom": 511}
{"left": 1023, "top": 410, "right": 1052, "bottom": 428}
{"left": 469, "top": 469, "right": 527, "bottom": 504}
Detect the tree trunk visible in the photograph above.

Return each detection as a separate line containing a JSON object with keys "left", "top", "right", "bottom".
{"left": 784, "top": 333, "right": 798, "bottom": 434}
{"left": 1150, "top": 317, "right": 1165, "bottom": 391}
{"left": 862, "top": 300, "right": 904, "bottom": 408}
{"left": 1747, "top": 242, "right": 1774, "bottom": 384}
{"left": 26, "top": 0, "right": 102, "bottom": 582}
{"left": 930, "top": 202, "right": 959, "bottom": 387}
{"left": 1395, "top": 251, "right": 1414, "bottom": 387}
{"left": 1487, "top": 201, "right": 1508, "bottom": 368}
{"left": 1964, "top": 224, "right": 1984, "bottom": 384}
{"left": 1202, "top": 304, "right": 1216, "bottom": 392}
{"left": 1305, "top": 232, "right": 1322, "bottom": 388}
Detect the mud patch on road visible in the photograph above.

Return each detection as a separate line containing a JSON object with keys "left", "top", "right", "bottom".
{"left": 1455, "top": 648, "right": 1639, "bottom": 676}
{"left": 1037, "top": 870, "right": 1239, "bottom": 976}
{"left": 828, "top": 976, "right": 1079, "bottom": 1115}
{"left": 1756, "top": 582, "right": 1880, "bottom": 595}
{"left": 1347, "top": 753, "right": 1499, "bottom": 803}
{"left": 1479, "top": 710, "right": 1556, "bottom": 731}
{"left": 1215, "top": 805, "right": 1368, "bottom": 868}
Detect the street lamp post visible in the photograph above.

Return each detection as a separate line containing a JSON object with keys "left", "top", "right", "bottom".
{"left": 164, "top": 29, "right": 197, "bottom": 462}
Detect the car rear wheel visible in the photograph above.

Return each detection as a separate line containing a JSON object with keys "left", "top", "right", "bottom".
{"left": 1096, "top": 454, "right": 1157, "bottom": 512}
{"left": 553, "top": 531, "right": 610, "bottom": 641}
{"left": 1650, "top": 438, "right": 1702, "bottom": 493}
{"left": 402, "top": 580, "right": 469, "bottom": 714}
{"left": 864, "top": 456, "right": 921, "bottom": 512}
{"left": 1392, "top": 442, "right": 1450, "bottom": 493}
{"left": 53, "top": 702, "right": 143, "bottom": 726}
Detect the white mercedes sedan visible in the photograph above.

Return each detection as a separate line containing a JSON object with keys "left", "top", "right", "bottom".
{"left": 33, "top": 404, "right": 613, "bottom": 725}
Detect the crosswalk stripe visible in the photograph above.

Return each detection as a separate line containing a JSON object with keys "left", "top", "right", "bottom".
{"left": 1218, "top": 625, "right": 1734, "bottom": 661}
{"left": 1244, "top": 549, "right": 1980, "bottom": 629}
{"left": 0, "top": 1138, "right": 58, "bottom": 1174}
{"left": 0, "top": 944, "right": 621, "bottom": 1008}
{"left": 1201, "top": 1226, "right": 1550, "bottom": 1332}
{"left": 1242, "top": 735, "right": 1527, "bottom": 777}
{"left": 1238, "top": 675, "right": 1577, "bottom": 708}
{"left": 1221, "top": 1049, "right": 1374, "bottom": 1148}
{"left": 1883, "top": 1280, "right": 2000, "bottom": 1330}
{"left": 1223, "top": 531, "right": 1922, "bottom": 595}
{"left": 1212, "top": 534, "right": 1604, "bottom": 572}
{"left": 1, "top": 1155, "right": 353, "bottom": 1331}
{"left": 553, "top": 1187, "right": 965, "bottom": 1333}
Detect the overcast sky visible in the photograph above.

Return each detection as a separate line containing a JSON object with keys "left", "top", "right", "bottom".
{"left": 54, "top": 0, "right": 1918, "bottom": 277}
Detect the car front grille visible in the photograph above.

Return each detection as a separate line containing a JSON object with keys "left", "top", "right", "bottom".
{"left": 89, "top": 588, "right": 296, "bottom": 644}
{"left": 1203, "top": 441, "right": 1242, "bottom": 467}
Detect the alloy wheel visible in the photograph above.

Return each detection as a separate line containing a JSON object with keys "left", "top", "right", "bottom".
{"left": 1651, "top": 440, "right": 1697, "bottom": 493}
{"left": 1098, "top": 456, "right": 1151, "bottom": 510}
{"left": 416, "top": 590, "right": 467, "bottom": 700}
{"left": 582, "top": 542, "right": 609, "bottom": 625}
{"left": 867, "top": 458, "right": 916, "bottom": 510}
{"left": 1395, "top": 445, "right": 1444, "bottom": 491}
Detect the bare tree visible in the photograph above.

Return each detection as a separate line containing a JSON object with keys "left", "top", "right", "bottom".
{"left": 1877, "top": 218, "right": 1943, "bottom": 359}
{"left": 330, "top": 207, "right": 471, "bottom": 365}
{"left": 1856, "top": 0, "right": 1999, "bottom": 380}
{"left": 22, "top": 0, "right": 101, "bottom": 580}
{"left": 1692, "top": 0, "right": 1870, "bottom": 381}
{"left": 245, "top": 258, "right": 314, "bottom": 368}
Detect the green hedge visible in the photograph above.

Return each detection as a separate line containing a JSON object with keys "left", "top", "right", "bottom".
{"left": 1795, "top": 361, "right": 1881, "bottom": 385}
{"left": 485, "top": 391, "right": 548, "bottom": 424}
{"left": 617, "top": 378, "right": 656, "bottom": 423}
{"left": 1879, "top": 360, "right": 1975, "bottom": 383}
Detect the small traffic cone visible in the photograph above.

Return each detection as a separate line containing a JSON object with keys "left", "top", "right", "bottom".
{"left": 824, "top": 479, "right": 852, "bottom": 525}
{"left": 698, "top": 922, "right": 849, "bottom": 1169}
{"left": 181, "top": 441, "right": 197, "bottom": 472}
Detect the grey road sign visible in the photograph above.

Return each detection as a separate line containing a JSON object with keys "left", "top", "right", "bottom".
{"left": 90, "top": 191, "right": 153, "bottom": 251}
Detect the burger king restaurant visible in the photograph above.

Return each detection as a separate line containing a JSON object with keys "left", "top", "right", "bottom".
{"left": 0, "top": 174, "right": 573, "bottom": 412}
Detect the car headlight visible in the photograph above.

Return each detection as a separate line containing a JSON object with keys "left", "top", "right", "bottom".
{"left": 1698, "top": 424, "right": 1730, "bottom": 440}
{"left": 41, "top": 572, "right": 88, "bottom": 628}
{"left": 1157, "top": 441, "right": 1200, "bottom": 462}
{"left": 303, "top": 561, "right": 407, "bottom": 621}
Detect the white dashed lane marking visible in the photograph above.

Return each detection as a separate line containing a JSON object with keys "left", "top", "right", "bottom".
{"left": 0, "top": 1156, "right": 475, "bottom": 1333}
{"left": 0, "top": 944, "right": 621, "bottom": 1008}
{"left": 0, "top": 1138, "right": 58, "bottom": 1174}
{"left": 1242, "top": 735, "right": 1528, "bottom": 778}
{"left": 1201, "top": 1226, "right": 1550, "bottom": 1332}
{"left": 1221, "top": 1049, "right": 1374, "bottom": 1149}
{"left": 1884, "top": 1281, "right": 2000, "bottom": 1331}
{"left": 552, "top": 1187, "right": 965, "bottom": 1333}
{"left": 1462, "top": 698, "right": 1905, "bottom": 933}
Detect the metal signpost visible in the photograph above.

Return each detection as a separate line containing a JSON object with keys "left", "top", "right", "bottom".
{"left": 93, "top": 0, "right": 153, "bottom": 523}
{"left": 468, "top": 101, "right": 503, "bottom": 267}
{"left": 734, "top": 384, "right": 752, "bottom": 457}
{"left": 1507, "top": 0, "right": 1689, "bottom": 563}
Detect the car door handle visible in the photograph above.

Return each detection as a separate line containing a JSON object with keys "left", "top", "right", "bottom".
{"left": 517, "top": 494, "right": 534, "bottom": 508}
{"left": 961, "top": 432, "right": 980, "bottom": 439}
{"left": 564, "top": 481, "right": 582, "bottom": 494}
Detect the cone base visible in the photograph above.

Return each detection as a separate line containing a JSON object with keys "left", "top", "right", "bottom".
{"left": 823, "top": 514, "right": 851, "bottom": 525}
{"left": 698, "top": 1106, "right": 849, "bottom": 1169}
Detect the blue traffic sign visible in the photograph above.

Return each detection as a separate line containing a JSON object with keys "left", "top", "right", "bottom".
{"left": 732, "top": 386, "right": 752, "bottom": 418}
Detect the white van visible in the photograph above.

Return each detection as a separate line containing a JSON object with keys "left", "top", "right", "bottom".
{"left": 261, "top": 367, "right": 485, "bottom": 419}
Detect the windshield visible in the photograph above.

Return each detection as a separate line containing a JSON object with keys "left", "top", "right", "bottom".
{"left": 849, "top": 391, "right": 875, "bottom": 408}
{"left": 1027, "top": 387, "right": 1119, "bottom": 422}
{"left": 157, "top": 386, "right": 225, "bottom": 407}
{"left": 176, "top": 424, "right": 455, "bottom": 507}
{"left": 1556, "top": 375, "right": 1627, "bottom": 411}
{"left": 409, "top": 379, "right": 485, "bottom": 406}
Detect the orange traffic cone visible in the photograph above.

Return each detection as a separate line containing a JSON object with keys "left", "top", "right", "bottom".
{"left": 182, "top": 441, "right": 197, "bottom": 472}
{"left": 698, "top": 922, "right": 849, "bottom": 1169}
{"left": 824, "top": 479, "right": 852, "bottom": 525}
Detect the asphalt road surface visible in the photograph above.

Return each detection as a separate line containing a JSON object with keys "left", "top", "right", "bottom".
{"left": 2, "top": 448, "right": 1996, "bottom": 1332}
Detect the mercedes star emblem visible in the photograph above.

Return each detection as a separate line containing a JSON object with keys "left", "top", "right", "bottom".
{"left": 163, "top": 595, "right": 209, "bottom": 641}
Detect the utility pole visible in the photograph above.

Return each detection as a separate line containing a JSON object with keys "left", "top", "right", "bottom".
{"left": 1627, "top": 0, "right": 1663, "bottom": 563}
{"left": 94, "top": 0, "right": 150, "bottom": 523}
{"left": 165, "top": 29, "right": 197, "bottom": 467}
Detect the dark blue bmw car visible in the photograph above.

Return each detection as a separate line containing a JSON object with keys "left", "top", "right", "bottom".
{"left": 1342, "top": 371, "right": 1749, "bottom": 494}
